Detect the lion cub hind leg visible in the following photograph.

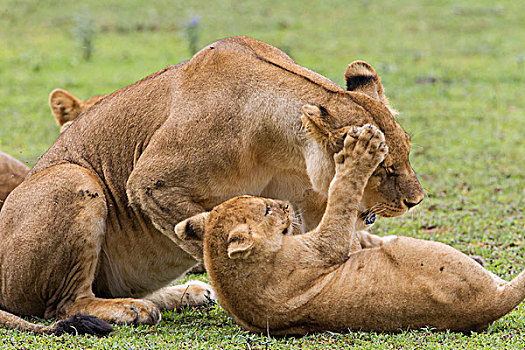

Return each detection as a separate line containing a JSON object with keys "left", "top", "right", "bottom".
{"left": 144, "top": 281, "right": 216, "bottom": 310}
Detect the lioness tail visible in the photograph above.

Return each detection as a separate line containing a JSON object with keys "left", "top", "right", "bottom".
{"left": 0, "top": 309, "right": 113, "bottom": 336}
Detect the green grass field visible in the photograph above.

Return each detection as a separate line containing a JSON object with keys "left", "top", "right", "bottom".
{"left": 1, "top": 0, "right": 524, "bottom": 348}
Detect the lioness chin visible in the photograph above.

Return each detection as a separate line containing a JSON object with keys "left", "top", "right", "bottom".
{"left": 0, "top": 36, "right": 423, "bottom": 333}
{"left": 176, "top": 125, "right": 525, "bottom": 334}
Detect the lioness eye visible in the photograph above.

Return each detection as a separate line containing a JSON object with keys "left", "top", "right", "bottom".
{"left": 383, "top": 165, "right": 395, "bottom": 176}
{"left": 265, "top": 204, "right": 272, "bottom": 216}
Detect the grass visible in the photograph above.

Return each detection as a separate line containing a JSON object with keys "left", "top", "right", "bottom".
{"left": 0, "top": 0, "right": 524, "bottom": 348}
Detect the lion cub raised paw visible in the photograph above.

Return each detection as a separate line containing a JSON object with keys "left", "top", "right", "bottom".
{"left": 334, "top": 124, "right": 388, "bottom": 181}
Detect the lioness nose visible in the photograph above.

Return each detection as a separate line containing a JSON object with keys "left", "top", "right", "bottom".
{"left": 403, "top": 199, "right": 422, "bottom": 209}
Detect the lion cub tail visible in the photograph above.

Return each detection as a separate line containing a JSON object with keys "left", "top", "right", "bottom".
{"left": 489, "top": 269, "right": 525, "bottom": 321}
{"left": 0, "top": 309, "right": 113, "bottom": 336}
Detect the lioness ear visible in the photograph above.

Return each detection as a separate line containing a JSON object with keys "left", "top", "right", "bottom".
{"left": 174, "top": 212, "right": 210, "bottom": 241}
{"left": 345, "top": 61, "right": 385, "bottom": 102}
{"left": 227, "top": 225, "right": 254, "bottom": 259}
{"left": 300, "top": 104, "right": 339, "bottom": 149}
{"left": 49, "top": 88, "right": 84, "bottom": 126}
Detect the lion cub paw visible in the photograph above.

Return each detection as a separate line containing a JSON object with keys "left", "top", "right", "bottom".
{"left": 334, "top": 124, "right": 388, "bottom": 177}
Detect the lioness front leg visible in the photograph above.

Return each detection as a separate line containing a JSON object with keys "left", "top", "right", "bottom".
{"left": 125, "top": 143, "right": 216, "bottom": 305}
{"left": 309, "top": 124, "right": 388, "bottom": 262}
{"left": 144, "top": 281, "right": 216, "bottom": 310}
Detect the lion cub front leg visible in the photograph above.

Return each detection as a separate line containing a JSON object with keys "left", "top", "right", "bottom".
{"left": 311, "top": 124, "right": 388, "bottom": 261}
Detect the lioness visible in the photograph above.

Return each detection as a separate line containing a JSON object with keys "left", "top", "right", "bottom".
{"left": 0, "top": 36, "right": 423, "bottom": 332}
{"left": 0, "top": 152, "right": 29, "bottom": 210}
{"left": 176, "top": 124, "right": 525, "bottom": 334}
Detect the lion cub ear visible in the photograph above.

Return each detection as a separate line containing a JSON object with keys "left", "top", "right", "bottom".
{"left": 49, "top": 88, "right": 84, "bottom": 126}
{"left": 227, "top": 225, "right": 254, "bottom": 260}
{"left": 344, "top": 61, "right": 385, "bottom": 102}
{"left": 174, "top": 212, "right": 210, "bottom": 241}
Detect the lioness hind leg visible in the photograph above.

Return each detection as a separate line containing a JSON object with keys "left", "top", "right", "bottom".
{"left": 144, "top": 281, "right": 216, "bottom": 310}
{"left": 0, "top": 164, "right": 108, "bottom": 319}
{"left": 0, "top": 164, "right": 161, "bottom": 326}
{"left": 66, "top": 297, "right": 160, "bottom": 325}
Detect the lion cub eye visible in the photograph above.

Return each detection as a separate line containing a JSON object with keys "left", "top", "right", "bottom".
{"left": 264, "top": 204, "right": 272, "bottom": 216}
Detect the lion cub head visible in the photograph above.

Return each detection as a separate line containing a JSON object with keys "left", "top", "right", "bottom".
{"left": 301, "top": 61, "right": 424, "bottom": 223}
{"left": 175, "top": 196, "right": 293, "bottom": 261}
{"left": 49, "top": 89, "right": 106, "bottom": 133}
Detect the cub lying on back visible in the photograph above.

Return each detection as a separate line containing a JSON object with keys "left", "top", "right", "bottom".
{"left": 175, "top": 124, "right": 525, "bottom": 334}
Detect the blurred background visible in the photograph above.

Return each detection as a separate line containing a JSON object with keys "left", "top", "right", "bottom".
{"left": 0, "top": 0, "right": 524, "bottom": 274}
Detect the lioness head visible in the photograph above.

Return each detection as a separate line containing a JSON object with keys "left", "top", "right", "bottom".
{"left": 301, "top": 61, "right": 424, "bottom": 223}
{"left": 175, "top": 196, "right": 293, "bottom": 260}
{"left": 49, "top": 88, "right": 106, "bottom": 133}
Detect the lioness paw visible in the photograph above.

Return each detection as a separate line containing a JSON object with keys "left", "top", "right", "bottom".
{"left": 178, "top": 280, "right": 217, "bottom": 308}
{"left": 144, "top": 280, "right": 216, "bottom": 310}
{"left": 119, "top": 299, "right": 161, "bottom": 325}
{"left": 69, "top": 298, "right": 161, "bottom": 326}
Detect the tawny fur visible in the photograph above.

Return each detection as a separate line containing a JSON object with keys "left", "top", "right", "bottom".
{"left": 177, "top": 125, "right": 524, "bottom": 334}
{"left": 49, "top": 88, "right": 106, "bottom": 133}
{"left": 0, "top": 36, "right": 423, "bottom": 331}
{"left": 0, "top": 90, "right": 104, "bottom": 212}
{"left": 0, "top": 152, "right": 29, "bottom": 211}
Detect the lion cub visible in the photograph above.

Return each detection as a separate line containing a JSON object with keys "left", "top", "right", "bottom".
{"left": 49, "top": 88, "right": 106, "bottom": 132}
{"left": 0, "top": 152, "right": 30, "bottom": 210}
{"left": 175, "top": 124, "right": 525, "bottom": 334}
